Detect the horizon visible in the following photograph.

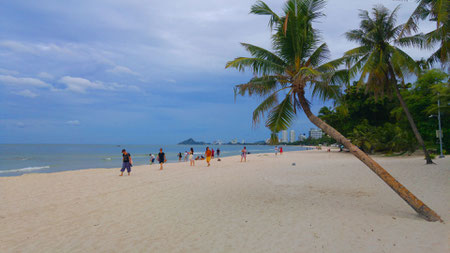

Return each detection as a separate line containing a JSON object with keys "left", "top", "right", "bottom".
{"left": 0, "top": 0, "right": 435, "bottom": 144}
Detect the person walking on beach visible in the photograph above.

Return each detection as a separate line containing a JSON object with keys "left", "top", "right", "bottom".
{"left": 177, "top": 152, "right": 182, "bottom": 162}
{"left": 241, "top": 146, "right": 247, "bottom": 162}
{"left": 212, "top": 149, "right": 215, "bottom": 158}
{"left": 205, "top": 147, "right": 212, "bottom": 167}
{"left": 149, "top": 153, "right": 155, "bottom": 165}
{"left": 120, "top": 149, "right": 133, "bottom": 176}
{"left": 216, "top": 148, "right": 220, "bottom": 158}
{"left": 184, "top": 151, "right": 189, "bottom": 162}
{"left": 189, "top": 147, "right": 195, "bottom": 166}
{"left": 275, "top": 146, "right": 278, "bottom": 156}
{"left": 279, "top": 146, "right": 283, "bottom": 155}
{"left": 158, "top": 148, "right": 166, "bottom": 170}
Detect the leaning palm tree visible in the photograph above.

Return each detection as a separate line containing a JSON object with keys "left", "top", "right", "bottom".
{"left": 343, "top": 5, "right": 434, "bottom": 164}
{"left": 399, "top": 0, "right": 449, "bottom": 65}
{"left": 226, "top": 0, "right": 441, "bottom": 222}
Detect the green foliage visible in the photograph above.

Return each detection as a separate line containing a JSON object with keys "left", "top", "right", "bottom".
{"left": 400, "top": 0, "right": 449, "bottom": 65}
{"left": 400, "top": 69, "right": 449, "bottom": 151}
{"left": 343, "top": 5, "right": 419, "bottom": 98}
{"left": 318, "top": 69, "right": 449, "bottom": 154}
{"left": 288, "top": 135, "right": 336, "bottom": 146}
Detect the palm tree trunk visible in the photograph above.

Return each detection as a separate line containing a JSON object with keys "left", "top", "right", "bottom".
{"left": 387, "top": 63, "right": 433, "bottom": 164}
{"left": 297, "top": 92, "right": 442, "bottom": 222}
{"left": 393, "top": 83, "right": 434, "bottom": 164}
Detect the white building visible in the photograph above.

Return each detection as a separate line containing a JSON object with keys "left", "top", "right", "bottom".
{"left": 281, "top": 130, "right": 288, "bottom": 143}
{"left": 290, "top": 130, "right": 296, "bottom": 143}
{"left": 298, "top": 133, "right": 307, "bottom": 141}
{"left": 309, "top": 128, "right": 323, "bottom": 139}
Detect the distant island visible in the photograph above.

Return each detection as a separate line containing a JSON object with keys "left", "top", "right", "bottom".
{"left": 178, "top": 138, "right": 267, "bottom": 145}
{"left": 178, "top": 138, "right": 209, "bottom": 145}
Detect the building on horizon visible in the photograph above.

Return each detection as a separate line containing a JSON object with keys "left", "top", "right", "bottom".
{"left": 309, "top": 128, "right": 323, "bottom": 139}
{"left": 289, "top": 130, "right": 295, "bottom": 143}
{"left": 281, "top": 130, "right": 288, "bottom": 143}
{"left": 212, "top": 140, "right": 223, "bottom": 145}
{"left": 298, "top": 133, "right": 307, "bottom": 142}
{"left": 230, "top": 138, "right": 238, "bottom": 144}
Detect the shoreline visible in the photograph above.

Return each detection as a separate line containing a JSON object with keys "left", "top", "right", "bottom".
{"left": 0, "top": 146, "right": 313, "bottom": 178}
{"left": 0, "top": 149, "right": 300, "bottom": 178}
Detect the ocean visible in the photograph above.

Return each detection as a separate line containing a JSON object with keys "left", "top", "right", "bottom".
{"left": 0, "top": 144, "right": 308, "bottom": 176}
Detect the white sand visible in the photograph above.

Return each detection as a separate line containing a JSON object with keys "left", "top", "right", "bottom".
{"left": 0, "top": 150, "right": 449, "bottom": 253}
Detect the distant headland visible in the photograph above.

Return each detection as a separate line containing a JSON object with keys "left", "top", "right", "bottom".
{"left": 178, "top": 138, "right": 267, "bottom": 145}
{"left": 178, "top": 138, "right": 209, "bottom": 145}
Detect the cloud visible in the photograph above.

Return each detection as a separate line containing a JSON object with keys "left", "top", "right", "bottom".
{"left": 0, "top": 68, "right": 19, "bottom": 75}
{"left": 0, "top": 75, "right": 52, "bottom": 88}
{"left": 59, "top": 76, "right": 108, "bottom": 93}
{"left": 127, "top": 85, "right": 140, "bottom": 91}
{"left": 58, "top": 76, "right": 140, "bottom": 93}
{"left": 0, "top": 40, "right": 36, "bottom": 53}
{"left": 12, "top": 89, "right": 38, "bottom": 98}
{"left": 37, "top": 72, "right": 54, "bottom": 80}
{"left": 66, "top": 120, "right": 80, "bottom": 125}
{"left": 107, "top": 65, "right": 139, "bottom": 76}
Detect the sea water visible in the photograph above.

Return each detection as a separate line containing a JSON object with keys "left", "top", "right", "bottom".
{"left": 0, "top": 144, "right": 308, "bottom": 176}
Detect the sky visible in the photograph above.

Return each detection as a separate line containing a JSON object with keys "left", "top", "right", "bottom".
{"left": 0, "top": 0, "right": 436, "bottom": 144}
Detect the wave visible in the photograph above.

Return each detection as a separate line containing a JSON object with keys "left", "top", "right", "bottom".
{"left": 0, "top": 166, "right": 50, "bottom": 174}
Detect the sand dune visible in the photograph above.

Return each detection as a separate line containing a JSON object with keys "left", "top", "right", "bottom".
{"left": 1, "top": 150, "right": 448, "bottom": 253}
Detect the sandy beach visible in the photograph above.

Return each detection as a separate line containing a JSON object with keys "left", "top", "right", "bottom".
{"left": 1, "top": 149, "right": 448, "bottom": 253}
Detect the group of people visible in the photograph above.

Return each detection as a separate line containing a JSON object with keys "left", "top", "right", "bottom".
{"left": 274, "top": 146, "right": 283, "bottom": 155}
{"left": 121, "top": 148, "right": 167, "bottom": 175}
{"left": 121, "top": 146, "right": 280, "bottom": 176}
{"left": 120, "top": 147, "right": 225, "bottom": 176}
{"left": 177, "top": 148, "right": 222, "bottom": 164}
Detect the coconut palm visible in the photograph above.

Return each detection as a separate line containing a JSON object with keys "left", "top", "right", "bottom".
{"left": 400, "top": 0, "right": 449, "bottom": 65}
{"left": 343, "top": 5, "right": 435, "bottom": 164}
{"left": 226, "top": 0, "right": 441, "bottom": 222}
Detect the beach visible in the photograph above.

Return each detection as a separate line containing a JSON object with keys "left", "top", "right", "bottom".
{"left": 1, "top": 149, "right": 448, "bottom": 253}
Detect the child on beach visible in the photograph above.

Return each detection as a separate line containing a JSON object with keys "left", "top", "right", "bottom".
{"left": 120, "top": 149, "right": 133, "bottom": 176}
{"left": 189, "top": 147, "right": 195, "bottom": 166}
{"left": 205, "top": 147, "right": 212, "bottom": 167}
{"left": 279, "top": 147, "right": 283, "bottom": 154}
{"left": 158, "top": 148, "right": 166, "bottom": 170}
{"left": 177, "top": 152, "right": 182, "bottom": 162}
{"left": 184, "top": 151, "right": 189, "bottom": 162}
{"left": 241, "top": 146, "right": 247, "bottom": 162}
{"left": 212, "top": 149, "right": 215, "bottom": 158}
{"left": 149, "top": 153, "right": 155, "bottom": 165}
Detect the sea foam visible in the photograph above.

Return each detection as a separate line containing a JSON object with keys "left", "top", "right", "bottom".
{"left": 0, "top": 166, "right": 50, "bottom": 174}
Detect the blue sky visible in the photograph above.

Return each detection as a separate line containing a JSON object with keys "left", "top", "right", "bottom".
{"left": 0, "top": 0, "right": 435, "bottom": 144}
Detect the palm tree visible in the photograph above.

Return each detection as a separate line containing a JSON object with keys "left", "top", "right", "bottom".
{"left": 343, "top": 5, "right": 435, "bottom": 164}
{"left": 400, "top": 0, "right": 449, "bottom": 65}
{"left": 226, "top": 0, "right": 441, "bottom": 222}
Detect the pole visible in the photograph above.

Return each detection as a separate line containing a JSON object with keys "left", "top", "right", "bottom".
{"left": 437, "top": 93, "right": 444, "bottom": 158}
